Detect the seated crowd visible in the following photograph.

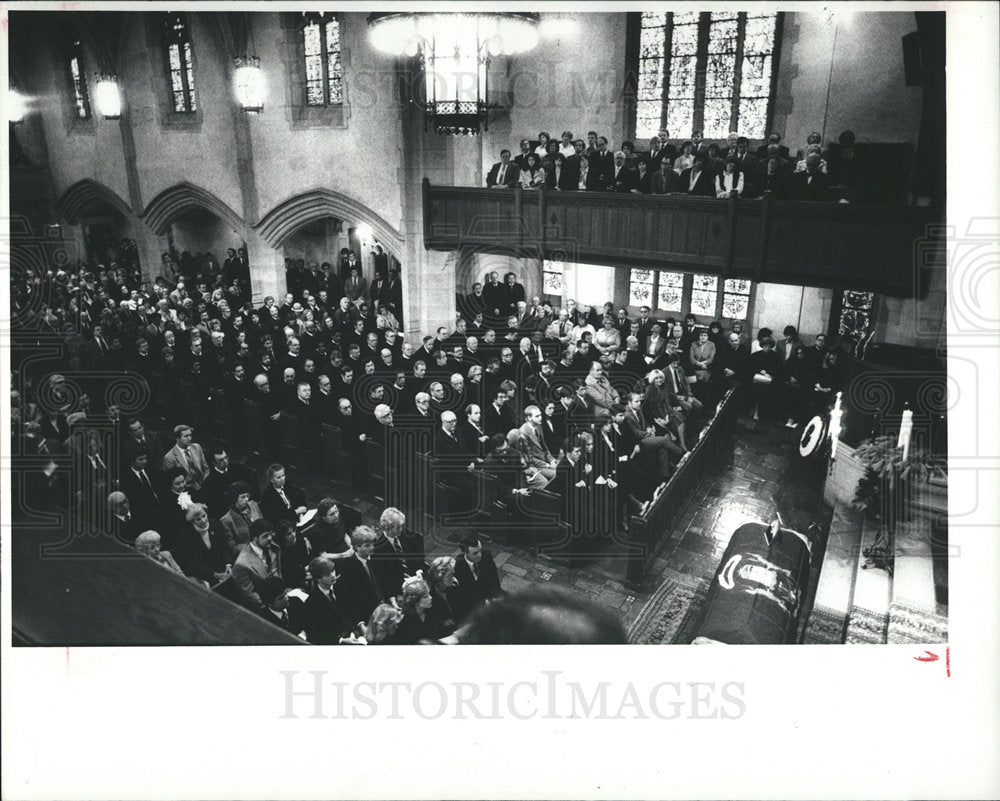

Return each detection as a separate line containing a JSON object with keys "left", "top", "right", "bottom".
{"left": 12, "top": 247, "right": 846, "bottom": 643}
{"left": 485, "top": 127, "right": 863, "bottom": 202}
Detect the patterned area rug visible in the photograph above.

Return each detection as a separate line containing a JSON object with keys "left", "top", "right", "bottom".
{"left": 627, "top": 578, "right": 711, "bottom": 644}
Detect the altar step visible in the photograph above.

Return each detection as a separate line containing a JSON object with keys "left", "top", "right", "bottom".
{"left": 805, "top": 446, "right": 948, "bottom": 644}
{"left": 803, "top": 502, "right": 947, "bottom": 644}
{"left": 803, "top": 502, "right": 864, "bottom": 643}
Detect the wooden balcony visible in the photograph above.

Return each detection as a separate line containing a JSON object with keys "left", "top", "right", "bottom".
{"left": 422, "top": 180, "right": 943, "bottom": 298}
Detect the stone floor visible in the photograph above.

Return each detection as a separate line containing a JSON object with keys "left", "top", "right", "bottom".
{"left": 275, "top": 413, "right": 835, "bottom": 641}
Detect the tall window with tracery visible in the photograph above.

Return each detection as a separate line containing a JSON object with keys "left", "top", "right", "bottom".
{"left": 303, "top": 14, "right": 344, "bottom": 106}
{"left": 163, "top": 13, "right": 197, "bottom": 113}
{"left": 67, "top": 38, "right": 91, "bottom": 119}
{"left": 635, "top": 11, "right": 780, "bottom": 142}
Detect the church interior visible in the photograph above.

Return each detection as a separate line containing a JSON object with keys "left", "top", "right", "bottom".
{"left": 7, "top": 9, "right": 949, "bottom": 646}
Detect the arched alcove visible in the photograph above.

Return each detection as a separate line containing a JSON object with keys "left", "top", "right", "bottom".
{"left": 57, "top": 179, "right": 136, "bottom": 227}
{"left": 141, "top": 183, "right": 247, "bottom": 280}
{"left": 141, "top": 182, "right": 246, "bottom": 237}
{"left": 254, "top": 188, "right": 404, "bottom": 257}
{"left": 56, "top": 180, "right": 144, "bottom": 268}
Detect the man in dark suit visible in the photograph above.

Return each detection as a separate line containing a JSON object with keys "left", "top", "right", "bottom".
{"left": 777, "top": 325, "right": 805, "bottom": 364}
{"left": 260, "top": 463, "right": 307, "bottom": 524}
{"left": 369, "top": 272, "right": 390, "bottom": 310}
{"left": 255, "top": 576, "right": 299, "bottom": 635}
{"left": 302, "top": 556, "right": 357, "bottom": 644}
{"left": 462, "top": 282, "right": 488, "bottom": 323}
{"left": 502, "top": 273, "right": 526, "bottom": 317}
{"left": 371, "top": 507, "right": 426, "bottom": 599}
{"left": 755, "top": 131, "right": 791, "bottom": 162}
{"left": 589, "top": 137, "right": 615, "bottom": 189}
{"left": 791, "top": 154, "right": 830, "bottom": 201}
{"left": 434, "top": 410, "right": 476, "bottom": 494}
{"left": 486, "top": 149, "right": 520, "bottom": 188}
{"left": 679, "top": 152, "right": 716, "bottom": 196}
{"left": 223, "top": 248, "right": 241, "bottom": 286}
{"left": 550, "top": 434, "right": 593, "bottom": 542}
{"left": 83, "top": 324, "right": 113, "bottom": 370}
{"left": 622, "top": 391, "right": 682, "bottom": 482}
{"left": 635, "top": 306, "right": 656, "bottom": 348}
{"left": 718, "top": 331, "right": 753, "bottom": 385}
{"left": 609, "top": 151, "right": 638, "bottom": 193}
{"left": 651, "top": 158, "right": 681, "bottom": 193}
{"left": 200, "top": 444, "right": 259, "bottom": 519}
{"left": 460, "top": 403, "right": 492, "bottom": 461}
{"left": 484, "top": 387, "right": 516, "bottom": 437}
{"left": 734, "top": 137, "right": 759, "bottom": 195}
{"left": 650, "top": 130, "right": 678, "bottom": 171}
{"left": 314, "top": 373, "right": 340, "bottom": 423}
{"left": 293, "top": 382, "right": 324, "bottom": 472}
{"left": 119, "top": 446, "right": 160, "bottom": 528}
{"left": 334, "top": 526, "right": 389, "bottom": 627}
{"left": 453, "top": 533, "right": 504, "bottom": 615}
{"left": 513, "top": 138, "right": 533, "bottom": 171}
{"left": 481, "top": 271, "right": 505, "bottom": 321}
{"left": 106, "top": 491, "right": 144, "bottom": 546}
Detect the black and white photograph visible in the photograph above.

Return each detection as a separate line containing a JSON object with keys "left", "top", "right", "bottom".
{"left": 2, "top": 2, "right": 997, "bottom": 799}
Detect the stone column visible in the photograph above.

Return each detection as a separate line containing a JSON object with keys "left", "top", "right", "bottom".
{"left": 245, "top": 230, "right": 284, "bottom": 304}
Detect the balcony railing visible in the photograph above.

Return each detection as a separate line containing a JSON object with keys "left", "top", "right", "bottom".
{"left": 422, "top": 180, "right": 943, "bottom": 298}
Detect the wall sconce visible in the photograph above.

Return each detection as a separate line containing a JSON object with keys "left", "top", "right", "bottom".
{"left": 93, "top": 75, "right": 122, "bottom": 119}
{"left": 8, "top": 89, "right": 27, "bottom": 123}
{"left": 233, "top": 56, "right": 266, "bottom": 114}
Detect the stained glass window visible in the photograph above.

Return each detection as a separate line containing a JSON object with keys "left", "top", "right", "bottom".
{"left": 304, "top": 14, "right": 345, "bottom": 106}
{"left": 629, "top": 270, "right": 753, "bottom": 321}
{"left": 738, "top": 14, "right": 778, "bottom": 140}
{"left": 722, "top": 278, "right": 752, "bottom": 319}
{"left": 164, "top": 14, "right": 197, "bottom": 113}
{"left": 636, "top": 12, "right": 667, "bottom": 140}
{"left": 543, "top": 260, "right": 565, "bottom": 295}
{"left": 838, "top": 289, "right": 876, "bottom": 344}
{"left": 629, "top": 269, "right": 655, "bottom": 308}
{"left": 690, "top": 274, "right": 719, "bottom": 316}
{"left": 657, "top": 271, "right": 684, "bottom": 313}
{"left": 635, "top": 12, "right": 779, "bottom": 141}
{"left": 67, "top": 39, "right": 91, "bottom": 119}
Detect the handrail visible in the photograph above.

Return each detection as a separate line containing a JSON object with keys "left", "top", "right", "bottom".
{"left": 422, "top": 179, "right": 941, "bottom": 297}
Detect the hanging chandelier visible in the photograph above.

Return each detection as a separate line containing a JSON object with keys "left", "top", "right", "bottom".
{"left": 234, "top": 56, "right": 265, "bottom": 114}
{"left": 234, "top": 14, "right": 265, "bottom": 114}
{"left": 367, "top": 12, "right": 540, "bottom": 135}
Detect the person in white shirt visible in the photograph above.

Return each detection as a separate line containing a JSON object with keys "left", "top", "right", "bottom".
{"left": 716, "top": 158, "right": 745, "bottom": 198}
{"left": 534, "top": 131, "right": 551, "bottom": 158}
{"left": 558, "top": 130, "right": 576, "bottom": 159}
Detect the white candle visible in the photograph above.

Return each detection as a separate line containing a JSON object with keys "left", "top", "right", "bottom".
{"left": 829, "top": 391, "right": 843, "bottom": 461}
{"left": 899, "top": 407, "right": 913, "bottom": 462}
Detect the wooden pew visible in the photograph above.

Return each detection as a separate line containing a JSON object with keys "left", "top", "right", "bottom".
{"left": 624, "top": 386, "right": 741, "bottom": 591}
{"left": 11, "top": 520, "right": 303, "bottom": 646}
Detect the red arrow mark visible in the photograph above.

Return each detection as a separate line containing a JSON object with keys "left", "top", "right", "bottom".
{"left": 914, "top": 650, "right": 939, "bottom": 662}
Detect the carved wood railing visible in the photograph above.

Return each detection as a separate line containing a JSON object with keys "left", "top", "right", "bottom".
{"left": 422, "top": 180, "right": 942, "bottom": 298}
